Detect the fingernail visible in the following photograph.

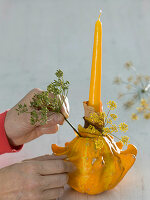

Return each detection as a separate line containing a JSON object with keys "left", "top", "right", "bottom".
{"left": 64, "top": 96, "right": 70, "bottom": 115}
{"left": 62, "top": 102, "right": 69, "bottom": 119}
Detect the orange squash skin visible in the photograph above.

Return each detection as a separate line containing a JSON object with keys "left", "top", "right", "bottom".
{"left": 52, "top": 133, "right": 137, "bottom": 195}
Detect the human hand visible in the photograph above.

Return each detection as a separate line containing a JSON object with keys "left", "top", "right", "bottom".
{"left": 4, "top": 88, "right": 69, "bottom": 146}
{"left": 0, "top": 154, "right": 75, "bottom": 200}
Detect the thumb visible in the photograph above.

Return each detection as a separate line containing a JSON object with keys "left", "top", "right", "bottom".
{"left": 60, "top": 96, "right": 70, "bottom": 119}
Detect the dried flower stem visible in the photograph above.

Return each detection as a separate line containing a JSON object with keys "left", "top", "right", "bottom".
{"left": 63, "top": 115, "right": 81, "bottom": 137}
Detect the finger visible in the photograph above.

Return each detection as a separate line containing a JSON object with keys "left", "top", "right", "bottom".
{"left": 16, "top": 88, "right": 43, "bottom": 108}
{"left": 23, "top": 154, "right": 67, "bottom": 162}
{"left": 37, "top": 160, "right": 76, "bottom": 175}
{"left": 60, "top": 96, "right": 70, "bottom": 119}
{"left": 38, "top": 124, "right": 60, "bottom": 135}
{"left": 46, "top": 113, "right": 64, "bottom": 126}
{"left": 20, "top": 124, "right": 59, "bottom": 144}
{"left": 33, "top": 154, "right": 67, "bottom": 161}
{"left": 33, "top": 112, "right": 64, "bottom": 127}
{"left": 28, "top": 124, "right": 59, "bottom": 140}
{"left": 63, "top": 96, "right": 70, "bottom": 114}
{"left": 41, "top": 173, "right": 68, "bottom": 190}
{"left": 44, "top": 154, "right": 67, "bottom": 160}
{"left": 42, "top": 187, "right": 64, "bottom": 200}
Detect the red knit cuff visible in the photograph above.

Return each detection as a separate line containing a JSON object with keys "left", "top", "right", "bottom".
{"left": 0, "top": 110, "right": 23, "bottom": 154}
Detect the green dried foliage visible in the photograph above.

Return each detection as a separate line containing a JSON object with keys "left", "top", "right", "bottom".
{"left": 16, "top": 69, "right": 70, "bottom": 125}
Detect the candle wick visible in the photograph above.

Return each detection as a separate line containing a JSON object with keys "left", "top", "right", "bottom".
{"left": 98, "top": 10, "right": 102, "bottom": 20}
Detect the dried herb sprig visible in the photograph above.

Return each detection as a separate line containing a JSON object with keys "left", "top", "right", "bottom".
{"left": 17, "top": 69, "right": 70, "bottom": 125}
{"left": 89, "top": 101, "right": 129, "bottom": 143}
{"left": 113, "top": 61, "right": 150, "bottom": 120}
{"left": 16, "top": 70, "right": 78, "bottom": 133}
{"left": 16, "top": 69, "right": 81, "bottom": 136}
{"left": 79, "top": 101, "right": 130, "bottom": 149}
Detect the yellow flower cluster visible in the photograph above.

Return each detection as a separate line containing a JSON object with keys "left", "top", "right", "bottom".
{"left": 131, "top": 98, "right": 150, "bottom": 120}
{"left": 145, "top": 75, "right": 150, "bottom": 81}
{"left": 131, "top": 113, "right": 138, "bottom": 120}
{"left": 106, "top": 119, "right": 113, "bottom": 124}
{"left": 144, "top": 113, "right": 150, "bottom": 119}
{"left": 94, "top": 137, "right": 104, "bottom": 150}
{"left": 78, "top": 124, "right": 100, "bottom": 136}
{"left": 136, "top": 107, "right": 144, "bottom": 113}
{"left": 88, "top": 112, "right": 104, "bottom": 126}
{"left": 79, "top": 101, "right": 130, "bottom": 146}
{"left": 128, "top": 76, "right": 133, "bottom": 82}
{"left": 101, "top": 101, "right": 128, "bottom": 145}
{"left": 103, "top": 127, "right": 111, "bottom": 136}
{"left": 110, "top": 114, "right": 118, "bottom": 121}
{"left": 110, "top": 124, "right": 118, "bottom": 132}
{"left": 103, "top": 123, "right": 128, "bottom": 136}
{"left": 113, "top": 77, "right": 122, "bottom": 85}
{"left": 107, "top": 101, "right": 117, "bottom": 110}
{"left": 121, "top": 136, "right": 129, "bottom": 146}
{"left": 87, "top": 125, "right": 96, "bottom": 134}
{"left": 124, "top": 61, "right": 133, "bottom": 69}
{"left": 119, "top": 123, "right": 128, "bottom": 132}
{"left": 141, "top": 99, "right": 149, "bottom": 109}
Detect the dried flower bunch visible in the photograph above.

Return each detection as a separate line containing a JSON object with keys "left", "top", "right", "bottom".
{"left": 113, "top": 61, "right": 150, "bottom": 120}
{"left": 78, "top": 100, "right": 129, "bottom": 150}
{"left": 16, "top": 69, "right": 70, "bottom": 125}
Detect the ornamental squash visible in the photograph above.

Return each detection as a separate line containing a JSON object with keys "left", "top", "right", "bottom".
{"left": 52, "top": 101, "right": 137, "bottom": 195}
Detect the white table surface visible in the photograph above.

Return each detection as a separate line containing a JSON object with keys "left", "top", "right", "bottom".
{"left": 0, "top": 0, "right": 150, "bottom": 199}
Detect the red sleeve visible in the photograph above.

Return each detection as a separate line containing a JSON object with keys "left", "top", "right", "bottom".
{"left": 0, "top": 110, "right": 23, "bottom": 155}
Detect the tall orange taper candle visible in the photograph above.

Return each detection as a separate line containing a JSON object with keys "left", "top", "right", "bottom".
{"left": 88, "top": 11, "right": 102, "bottom": 112}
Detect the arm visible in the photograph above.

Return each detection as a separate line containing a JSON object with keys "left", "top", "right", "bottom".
{"left": 0, "top": 110, "right": 23, "bottom": 155}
